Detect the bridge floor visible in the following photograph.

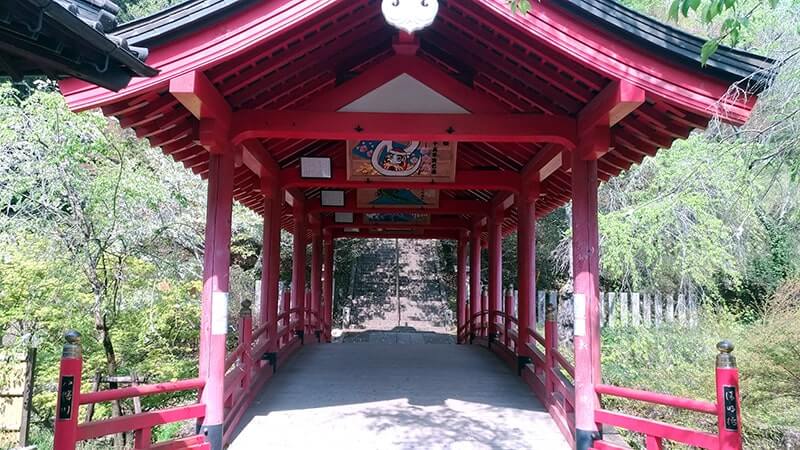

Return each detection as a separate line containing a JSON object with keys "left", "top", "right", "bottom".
{"left": 229, "top": 341, "right": 570, "bottom": 449}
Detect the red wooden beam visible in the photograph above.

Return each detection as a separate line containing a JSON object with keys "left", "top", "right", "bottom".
{"left": 307, "top": 193, "right": 486, "bottom": 215}
{"left": 230, "top": 110, "right": 576, "bottom": 147}
{"left": 490, "top": 192, "right": 515, "bottom": 213}
{"left": 332, "top": 230, "right": 460, "bottom": 240}
{"left": 324, "top": 216, "right": 470, "bottom": 232}
{"left": 169, "top": 71, "right": 232, "bottom": 124}
{"left": 280, "top": 167, "right": 521, "bottom": 193}
{"left": 241, "top": 140, "right": 279, "bottom": 180}
{"left": 579, "top": 80, "right": 645, "bottom": 130}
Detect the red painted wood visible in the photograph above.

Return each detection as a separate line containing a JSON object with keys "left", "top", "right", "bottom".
{"left": 571, "top": 129, "right": 604, "bottom": 436}
{"left": 331, "top": 230, "right": 461, "bottom": 240}
{"left": 456, "top": 233, "right": 468, "bottom": 343}
{"left": 291, "top": 201, "right": 307, "bottom": 333}
{"left": 199, "top": 151, "right": 234, "bottom": 441}
{"left": 322, "top": 232, "right": 334, "bottom": 341}
{"left": 503, "top": 289, "right": 514, "bottom": 348}
{"left": 324, "top": 218, "right": 469, "bottom": 232}
{"left": 475, "top": 0, "right": 754, "bottom": 124}
{"left": 594, "top": 384, "right": 716, "bottom": 415}
{"left": 53, "top": 348, "right": 82, "bottom": 450}
{"left": 517, "top": 184, "right": 536, "bottom": 356}
{"left": 134, "top": 428, "right": 151, "bottom": 449}
{"left": 169, "top": 71, "right": 232, "bottom": 124}
{"left": 595, "top": 409, "right": 719, "bottom": 449}
{"left": 578, "top": 80, "right": 645, "bottom": 132}
{"left": 716, "top": 366, "right": 743, "bottom": 450}
{"left": 307, "top": 195, "right": 485, "bottom": 216}
{"left": 488, "top": 209, "right": 503, "bottom": 337}
{"left": 267, "top": 185, "right": 282, "bottom": 351}
{"left": 281, "top": 168, "right": 521, "bottom": 193}
{"left": 646, "top": 435, "right": 665, "bottom": 450}
{"left": 80, "top": 379, "right": 205, "bottom": 405}
{"left": 469, "top": 223, "right": 482, "bottom": 338}
{"left": 310, "top": 225, "right": 323, "bottom": 333}
{"left": 77, "top": 404, "right": 206, "bottom": 441}
{"left": 230, "top": 110, "right": 577, "bottom": 146}
{"left": 60, "top": 0, "right": 341, "bottom": 111}
{"left": 231, "top": 21, "right": 389, "bottom": 109}
{"left": 148, "top": 435, "right": 205, "bottom": 450}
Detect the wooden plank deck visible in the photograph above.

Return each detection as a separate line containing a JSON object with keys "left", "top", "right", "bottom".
{"left": 229, "top": 341, "right": 570, "bottom": 449}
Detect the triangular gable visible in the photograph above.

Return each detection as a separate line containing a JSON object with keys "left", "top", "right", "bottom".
{"left": 339, "top": 74, "right": 469, "bottom": 114}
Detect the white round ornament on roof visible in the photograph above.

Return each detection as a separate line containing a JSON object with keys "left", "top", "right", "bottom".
{"left": 382, "top": 0, "right": 439, "bottom": 34}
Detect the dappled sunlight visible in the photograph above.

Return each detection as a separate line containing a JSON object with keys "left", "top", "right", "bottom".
{"left": 228, "top": 344, "right": 569, "bottom": 450}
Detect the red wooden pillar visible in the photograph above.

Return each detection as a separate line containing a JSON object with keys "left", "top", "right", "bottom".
{"left": 322, "top": 232, "right": 334, "bottom": 342}
{"left": 310, "top": 224, "right": 322, "bottom": 338}
{"left": 517, "top": 184, "right": 537, "bottom": 355}
{"left": 259, "top": 180, "right": 281, "bottom": 352}
{"left": 53, "top": 331, "right": 82, "bottom": 450}
{"left": 239, "top": 301, "right": 253, "bottom": 388}
{"left": 469, "top": 223, "right": 482, "bottom": 340}
{"left": 266, "top": 184, "right": 282, "bottom": 352}
{"left": 456, "top": 231, "right": 468, "bottom": 344}
{"left": 572, "top": 130, "right": 605, "bottom": 450}
{"left": 199, "top": 151, "right": 234, "bottom": 449}
{"left": 488, "top": 209, "right": 503, "bottom": 339}
{"left": 504, "top": 288, "right": 513, "bottom": 348}
{"left": 291, "top": 200, "right": 307, "bottom": 337}
{"left": 716, "top": 341, "right": 743, "bottom": 450}
{"left": 481, "top": 286, "right": 489, "bottom": 337}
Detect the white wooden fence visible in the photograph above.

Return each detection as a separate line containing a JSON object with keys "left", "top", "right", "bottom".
{"left": 527, "top": 290, "right": 699, "bottom": 328}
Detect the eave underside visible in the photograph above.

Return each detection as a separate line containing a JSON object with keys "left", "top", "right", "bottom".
{"left": 70, "top": 0, "right": 749, "bottom": 240}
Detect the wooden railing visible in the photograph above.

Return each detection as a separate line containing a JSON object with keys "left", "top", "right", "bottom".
{"left": 53, "top": 332, "right": 207, "bottom": 450}
{"left": 465, "top": 287, "right": 743, "bottom": 450}
{"left": 54, "top": 287, "right": 332, "bottom": 450}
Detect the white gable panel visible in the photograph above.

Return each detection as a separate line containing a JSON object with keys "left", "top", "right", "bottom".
{"left": 339, "top": 74, "right": 469, "bottom": 114}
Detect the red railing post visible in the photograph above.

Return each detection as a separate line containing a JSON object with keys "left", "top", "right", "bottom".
{"left": 282, "top": 287, "right": 291, "bottom": 347}
{"left": 504, "top": 287, "right": 514, "bottom": 349}
{"left": 239, "top": 300, "right": 253, "bottom": 388}
{"left": 305, "top": 288, "right": 312, "bottom": 338}
{"left": 481, "top": 287, "right": 489, "bottom": 337}
{"left": 54, "top": 331, "right": 82, "bottom": 450}
{"left": 456, "top": 232, "right": 468, "bottom": 344}
{"left": 716, "top": 340, "right": 742, "bottom": 450}
{"left": 134, "top": 428, "right": 152, "bottom": 449}
{"left": 544, "top": 297, "right": 557, "bottom": 408}
{"left": 469, "top": 224, "right": 482, "bottom": 343}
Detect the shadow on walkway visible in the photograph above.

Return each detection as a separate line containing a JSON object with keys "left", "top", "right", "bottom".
{"left": 229, "top": 343, "right": 569, "bottom": 450}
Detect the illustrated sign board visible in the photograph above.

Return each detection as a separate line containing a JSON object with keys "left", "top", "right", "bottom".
{"left": 347, "top": 140, "right": 456, "bottom": 182}
{"left": 356, "top": 188, "right": 439, "bottom": 209}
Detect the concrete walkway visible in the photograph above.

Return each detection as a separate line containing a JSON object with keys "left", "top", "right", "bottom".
{"left": 229, "top": 343, "right": 570, "bottom": 450}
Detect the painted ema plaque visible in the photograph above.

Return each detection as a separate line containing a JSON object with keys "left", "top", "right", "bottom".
{"left": 723, "top": 385, "right": 738, "bottom": 431}
{"left": 356, "top": 188, "right": 439, "bottom": 209}
{"left": 347, "top": 140, "right": 456, "bottom": 182}
{"left": 58, "top": 376, "right": 75, "bottom": 420}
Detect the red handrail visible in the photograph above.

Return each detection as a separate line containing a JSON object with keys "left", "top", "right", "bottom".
{"left": 77, "top": 403, "right": 206, "bottom": 441}
{"left": 553, "top": 350, "right": 575, "bottom": 378}
{"left": 79, "top": 378, "right": 205, "bottom": 405}
{"left": 595, "top": 383, "right": 717, "bottom": 415}
{"left": 595, "top": 409, "right": 719, "bottom": 449}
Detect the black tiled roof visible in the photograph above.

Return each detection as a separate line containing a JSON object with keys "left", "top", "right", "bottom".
{"left": 558, "top": 0, "right": 776, "bottom": 93}
{"left": 114, "top": 0, "right": 258, "bottom": 47}
{"left": 0, "top": 0, "right": 157, "bottom": 91}
{"left": 100, "top": 0, "right": 775, "bottom": 93}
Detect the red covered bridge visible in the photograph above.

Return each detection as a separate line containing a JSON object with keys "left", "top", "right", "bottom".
{"left": 50, "top": 0, "right": 772, "bottom": 449}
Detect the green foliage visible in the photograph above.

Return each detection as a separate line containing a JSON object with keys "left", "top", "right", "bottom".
{"left": 0, "top": 83, "right": 262, "bottom": 440}
{"left": 603, "top": 296, "right": 800, "bottom": 448}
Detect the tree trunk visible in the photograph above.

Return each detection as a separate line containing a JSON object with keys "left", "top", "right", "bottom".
{"left": 18, "top": 346, "right": 35, "bottom": 447}
{"left": 95, "top": 298, "right": 124, "bottom": 450}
